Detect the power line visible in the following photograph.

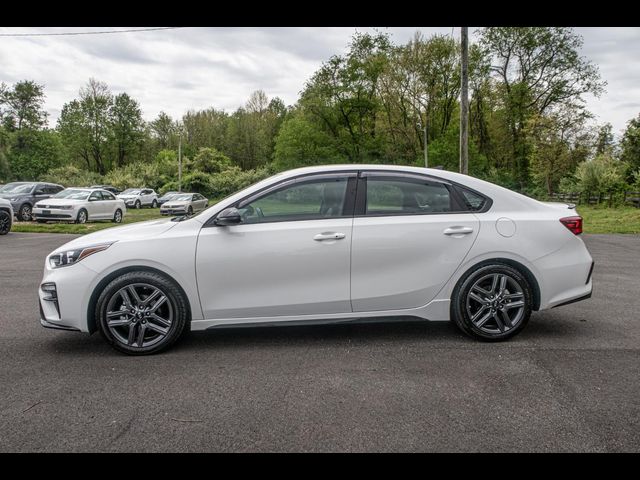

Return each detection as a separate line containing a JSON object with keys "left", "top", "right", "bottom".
{"left": 0, "top": 27, "right": 186, "bottom": 37}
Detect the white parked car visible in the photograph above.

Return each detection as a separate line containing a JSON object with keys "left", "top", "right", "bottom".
{"left": 117, "top": 188, "right": 158, "bottom": 209}
{"left": 0, "top": 198, "right": 13, "bottom": 235}
{"left": 160, "top": 193, "right": 208, "bottom": 216}
{"left": 38, "top": 165, "right": 593, "bottom": 355}
{"left": 33, "top": 188, "right": 127, "bottom": 224}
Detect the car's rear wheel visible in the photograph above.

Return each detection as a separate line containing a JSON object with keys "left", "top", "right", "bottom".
{"left": 0, "top": 210, "right": 11, "bottom": 235}
{"left": 451, "top": 263, "right": 532, "bottom": 341}
{"left": 18, "top": 204, "right": 32, "bottom": 222}
{"left": 112, "top": 209, "right": 123, "bottom": 223}
{"left": 76, "top": 208, "right": 88, "bottom": 224}
{"left": 96, "top": 271, "right": 189, "bottom": 355}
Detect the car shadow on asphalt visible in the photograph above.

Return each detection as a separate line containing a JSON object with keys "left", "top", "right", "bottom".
{"left": 40, "top": 314, "right": 587, "bottom": 357}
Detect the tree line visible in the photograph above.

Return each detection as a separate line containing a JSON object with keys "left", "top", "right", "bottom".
{"left": 1, "top": 27, "right": 640, "bottom": 201}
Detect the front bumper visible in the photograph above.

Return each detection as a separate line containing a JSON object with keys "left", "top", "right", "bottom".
{"left": 33, "top": 207, "right": 75, "bottom": 220}
{"left": 161, "top": 208, "right": 187, "bottom": 216}
{"left": 38, "top": 263, "right": 97, "bottom": 333}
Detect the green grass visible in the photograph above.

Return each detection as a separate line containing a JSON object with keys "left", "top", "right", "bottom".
{"left": 577, "top": 205, "right": 640, "bottom": 234}
{"left": 12, "top": 208, "right": 164, "bottom": 234}
{"left": 11, "top": 203, "right": 640, "bottom": 235}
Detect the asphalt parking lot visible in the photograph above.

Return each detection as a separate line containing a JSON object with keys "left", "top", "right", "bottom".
{"left": 0, "top": 232, "right": 639, "bottom": 452}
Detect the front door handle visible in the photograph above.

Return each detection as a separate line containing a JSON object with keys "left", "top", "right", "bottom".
{"left": 314, "top": 232, "right": 346, "bottom": 241}
{"left": 443, "top": 226, "right": 474, "bottom": 236}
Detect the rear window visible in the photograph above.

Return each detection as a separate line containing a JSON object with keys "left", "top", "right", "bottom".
{"left": 457, "top": 187, "right": 488, "bottom": 211}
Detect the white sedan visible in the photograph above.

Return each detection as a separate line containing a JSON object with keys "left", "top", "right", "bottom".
{"left": 33, "top": 188, "right": 127, "bottom": 224}
{"left": 160, "top": 193, "right": 208, "bottom": 216}
{"left": 38, "top": 165, "right": 593, "bottom": 355}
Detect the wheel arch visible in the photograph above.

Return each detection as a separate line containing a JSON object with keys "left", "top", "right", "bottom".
{"left": 86, "top": 265, "right": 192, "bottom": 334}
{"left": 452, "top": 257, "right": 541, "bottom": 311}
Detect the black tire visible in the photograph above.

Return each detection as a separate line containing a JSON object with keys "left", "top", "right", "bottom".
{"left": 451, "top": 263, "right": 532, "bottom": 342}
{"left": 0, "top": 210, "right": 11, "bottom": 235}
{"left": 187, "top": 206, "right": 193, "bottom": 215}
{"left": 18, "top": 203, "right": 32, "bottom": 222}
{"left": 76, "top": 208, "right": 88, "bottom": 224}
{"left": 135, "top": 200, "right": 141, "bottom": 209}
{"left": 95, "top": 271, "right": 190, "bottom": 355}
{"left": 112, "top": 209, "right": 123, "bottom": 223}
{"left": 151, "top": 199, "right": 158, "bottom": 208}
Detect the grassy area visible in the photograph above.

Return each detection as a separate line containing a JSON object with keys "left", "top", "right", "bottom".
{"left": 577, "top": 205, "right": 640, "bottom": 234}
{"left": 10, "top": 203, "right": 640, "bottom": 235}
{"left": 12, "top": 208, "right": 164, "bottom": 234}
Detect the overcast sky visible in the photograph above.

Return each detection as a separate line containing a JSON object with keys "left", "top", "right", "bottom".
{"left": 1, "top": 27, "right": 639, "bottom": 137}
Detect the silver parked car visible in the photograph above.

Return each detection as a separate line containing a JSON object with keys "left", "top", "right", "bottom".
{"left": 160, "top": 193, "right": 208, "bottom": 216}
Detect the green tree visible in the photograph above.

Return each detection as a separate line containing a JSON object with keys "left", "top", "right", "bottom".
{"left": 191, "top": 147, "right": 233, "bottom": 174}
{"left": 109, "top": 93, "right": 145, "bottom": 167}
{"left": 479, "top": 27, "right": 605, "bottom": 188}
{"left": 0, "top": 80, "right": 48, "bottom": 133}
{"left": 620, "top": 113, "right": 640, "bottom": 174}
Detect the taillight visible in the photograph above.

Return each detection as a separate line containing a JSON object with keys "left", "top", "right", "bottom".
{"left": 560, "top": 216, "right": 583, "bottom": 235}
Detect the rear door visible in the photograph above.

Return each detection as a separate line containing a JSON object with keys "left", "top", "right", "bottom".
{"left": 350, "top": 172, "right": 480, "bottom": 312}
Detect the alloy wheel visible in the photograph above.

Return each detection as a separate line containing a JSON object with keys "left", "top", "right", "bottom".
{"left": 20, "top": 205, "right": 32, "bottom": 221}
{"left": 0, "top": 213, "right": 10, "bottom": 234}
{"left": 466, "top": 273, "right": 526, "bottom": 335}
{"left": 105, "top": 283, "right": 174, "bottom": 349}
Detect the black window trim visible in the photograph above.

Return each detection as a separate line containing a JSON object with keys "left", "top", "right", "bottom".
{"left": 355, "top": 170, "right": 493, "bottom": 217}
{"left": 203, "top": 168, "right": 492, "bottom": 227}
{"left": 204, "top": 170, "right": 359, "bottom": 227}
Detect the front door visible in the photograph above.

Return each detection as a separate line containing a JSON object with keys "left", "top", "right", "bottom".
{"left": 196, "top": 173, "right": 357, "bottom": 320}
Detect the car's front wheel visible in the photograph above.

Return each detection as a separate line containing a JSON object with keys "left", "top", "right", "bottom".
{"left": 135, "top": 200, "right": 141, "bottom": 209}
{"left": 18, "top": 204, "right": 32, "bottom": 222}
{"left": 0, "top": 210, "right": 11, "bottom": 235}
{"left": 451, "top": 263, "right": 532, "bottom": 341}
{"left": 96, "top": 271, "right": 190, "bottom": 355}
{"left": 151, "top": 199, "right": 158, "bottom": 208}
{"left": 76, "top": 208, "right": 88, "bottom": 224}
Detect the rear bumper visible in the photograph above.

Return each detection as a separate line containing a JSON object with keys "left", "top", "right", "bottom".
{"left": 535, "top": 239, "right": 594, "bottom": 310}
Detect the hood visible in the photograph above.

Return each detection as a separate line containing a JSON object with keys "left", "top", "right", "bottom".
{"left": 0, "top": 193, "right": 26, "bottom": 200}
{"left": 117, "top": 195, "right": 138, "bottom": 199}
{"left": 35, "top": 198, "right": 87, "bottom": 207}
{"left": 163, "top": 200, "right": 190, "bottom": 207}
{"left": 52, "top": 217, "right": 178, "bottom": 253}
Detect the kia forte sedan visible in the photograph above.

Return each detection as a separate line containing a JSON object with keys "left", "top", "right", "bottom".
{"left": 39, "top": 165, "right": 594, "bottom": 355}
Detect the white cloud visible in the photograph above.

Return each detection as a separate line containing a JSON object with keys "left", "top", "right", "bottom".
{"left": 1, "top": 26, "right": 638, "bottom": 135}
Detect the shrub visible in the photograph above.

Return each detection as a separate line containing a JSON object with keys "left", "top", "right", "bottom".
{"left": 573, "top": 154, "right": 628, "bottom": 195}
{"left": 40, "top": 164, "right": 103, "bottom": 187}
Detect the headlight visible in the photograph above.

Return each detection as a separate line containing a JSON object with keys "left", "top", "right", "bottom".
{"left": 48, "top": 242, "right": 115, "bottom": 269}
{"left": 57, "top": 205, "right": 73, "bottom": 210}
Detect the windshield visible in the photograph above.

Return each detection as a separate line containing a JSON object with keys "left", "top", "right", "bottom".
{"left": 171, "top": 194, "right": 193, "bottom": 201}
{"left": 53, "top": 189, "right": 90, "bottom": 200}
{"left": 0, "top": 183, "right": 36, "bottom": 194}
{"left": 121, "top": 189, "right": 141, "bottom": 195}
{"left": 161, "top": 192, "right": 178, "bottom": 198}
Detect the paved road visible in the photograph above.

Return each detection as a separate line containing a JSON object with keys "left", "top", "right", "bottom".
{"left": 0, "top": 232, "right": 639, "bottom": 452}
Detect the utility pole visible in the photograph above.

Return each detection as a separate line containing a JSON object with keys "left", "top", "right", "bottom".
{"left": 460, "top": 26, "right": 469, "bottom": 175}
{"left": 178, "top": 133, "right": 182, "bottom": 193}
{"left": 417, "top": 115, "right": 428, "bottom": 168}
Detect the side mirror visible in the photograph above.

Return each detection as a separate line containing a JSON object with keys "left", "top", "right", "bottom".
{"left": 215, "top": 207, "right": 242, "bottom": 226}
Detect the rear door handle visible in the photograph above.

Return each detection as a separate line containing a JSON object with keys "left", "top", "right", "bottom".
{"left": 443, "top": 226, "right": 474, "bottom": 236}
{"left": 314, "top": 232, "right": 346, "bottom": 241}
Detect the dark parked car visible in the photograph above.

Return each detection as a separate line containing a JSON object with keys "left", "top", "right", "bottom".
{"left": 90, "top": 185, "right": 121, "bottom": 195}
{"left": 157, "top": 191, "right": 179, "bottom": 206}
{"left": 0, "top": 182, "right": 65, "bottom": 221}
